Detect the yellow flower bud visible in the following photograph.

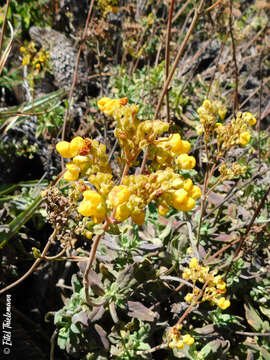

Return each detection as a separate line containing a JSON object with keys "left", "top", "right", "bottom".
{"left": 189, "top": 185, "right": 202, "bottom": 199}
{"left": 196, "top": 125, "right": 204, "bottom": 136}
{"left": 56, "top": 141, "right": 72, "bottom": 158}
{"left": 185, "top": 293, "right": 194, "bottom": 303}
{"left": 158, "top": 204, "right": 170, "bottom": 216}
{"left": 182, "top": 334, "right": 194, "bottom": 345}
{"left": 239, "top": 131, "right": 251, "bottom": 146}
{"left": 182, "top": 270, "right": 190, "bottom": 279}
{"left": 172, "top": 189, "right": 188, "bottom": 210}
{"left": 177, "top": 154, "right": 196, "bottom": 170}
{"left": 217, "top": 281, "right": 226, "bottom": 292}
{"left": 176, "top": 340, "right": 184, "bottom": 350}
{"left": 131, "top": 210, "right": 145, "bottom": 226}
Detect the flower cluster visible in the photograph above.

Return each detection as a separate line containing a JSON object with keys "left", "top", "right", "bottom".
{"left": 216, "top": 111, "right": 256, "bottom": 153}
{"left": 196, "top": 99, "right": 227, "bottom": 140}
{"left": 219, "top": 162, "right": 247, "bottom": 181}
{"left": 183, "top": 258, "right": 230, "bottom": 310}
{"left": 20, "top": 42, "right": 50, "bottom": 72}
{"left": 197, "top": 100, "right": 256, "bottom": 156}
{"left": 56, "top": 98, "right": 201, "bottom": 227}
{"left": 167, "top": 324, "right": 194, "bottom": 350}
{"left": 106, "top": 169, "right": 202, "bottom": 224}
{"left": 56, "top": 137, "right": 111, "bottom": 182}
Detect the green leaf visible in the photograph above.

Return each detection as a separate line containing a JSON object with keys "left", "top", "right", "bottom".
{"left": 198, "top": 340, "right": 221, "bottom": 357}
{"left": 244, "top": 301, "right": 264, "bottom": 331}
{"left": 0, "top": 194, "right": 43, "bottom": 249}
{"left": 260, "top": 306, "right": 270, "bottom": 320}
{"left": 70, "top": 323, "right": 80, "bottom": 334}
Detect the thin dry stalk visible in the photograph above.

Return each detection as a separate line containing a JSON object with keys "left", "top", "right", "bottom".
{"left": 61, "top": 0, "right": 95, "bottom": 151}
{"left": 229, "top": 0, "right": 239, "bottom": 112}
{"left": 165, "top": 0, "right": 175, "bottom": 123}
{"left": 153, "top": 0, "right": 205, "bottom": 121}
{"left": 0, "top": 22, "right": 14, "bottom": 76}
{"left": 0, "top": 0, "right": 11, "bottom": 56}
{"left": 0, "top": 227, "right": 58, "bottom": 295}
{"left": 172, "top": 0, "right": 192, "bottom": 24}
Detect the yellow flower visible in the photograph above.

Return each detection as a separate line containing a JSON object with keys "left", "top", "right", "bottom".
{"left": 63, "top": 163, "right": 80, "bottom": 181}
{"left": 177, "top": 197, "right": 196, "bottom": 212}
{"left": 64, "top": 170, "right": 79, "bottom": 181}
{"left": 69, "top": 137, "right": 85, "bottom": 157}
{"left": 180, "top": 140, "right": 191, "bottom": 154}
{"left": 239, "top": 131, "right": 251, "bottom": 146}
{"left": 172, "top": 189, "right": 188, "bottom": 210}
{"left": 217, "top": 297, "right": 230, "bottom": 310}
{"left": 182, "top": 334, "right": 194, "bottom": 345}
{"left": 98, "top": 97, "right": 121, "bottom": 116}
{"left": 177, "top": 154, "right": 196, "bottom": 170}
{"left": 189, "top": 185, "right": 202, "bottom": 200}
{"left": 182, "top": 178, "right": 193, "bottom": 192}
{"left": 169, "top": 134, "right": 182, "bottom": 153}
{"left": 78, "top": 190, "right": 103, "bottom": 217}
{"left": 115, "top": 203, "right": 131, "bottom": 222}
{"left": 83, "top": 190, "right": 102, "bottom": 202}
{"left": 97, "top": 97, "right": 111, "bottom": 111}
{"left": 243, "top": 112, "right": 256, "bottom": 126}
{"left": 108, "top": 185, "right": 131, "bottom": 207}
{"left": 56, "top": 141, "right": 72, "bottom": 158}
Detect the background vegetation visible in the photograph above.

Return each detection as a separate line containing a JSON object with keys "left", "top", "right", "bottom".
{"left": 0, "top": 0, "right": 269, "bottom": 359}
